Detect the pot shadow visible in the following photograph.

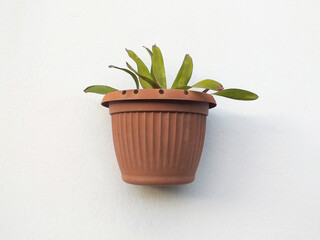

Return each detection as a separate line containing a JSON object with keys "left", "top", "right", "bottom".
{"left": 123, "top": 110, "right": 275, "bottom": 201}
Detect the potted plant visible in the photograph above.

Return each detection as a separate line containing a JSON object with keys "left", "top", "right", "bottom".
{"left": 84, "top": 45, "right": 258, "bottom": 185}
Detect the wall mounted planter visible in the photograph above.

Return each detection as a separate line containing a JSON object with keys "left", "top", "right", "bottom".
{"left": 102, "top": 89, "right": 216, "bottom": 185}
{"left": 85, "top": 46, "right": 258, "bottom": 185}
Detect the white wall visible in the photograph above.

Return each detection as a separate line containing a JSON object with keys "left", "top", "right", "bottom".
{"left": 1, "top": 0, "right": 320, "bottom": 239}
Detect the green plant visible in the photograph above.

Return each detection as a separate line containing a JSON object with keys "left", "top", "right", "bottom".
{"left": 84, "top": 45, "right": 258, "bottom": 100}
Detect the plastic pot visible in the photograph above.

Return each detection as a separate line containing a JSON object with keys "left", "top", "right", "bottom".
{"left": 102, "top": 89, "right": 216, "bottom": 185}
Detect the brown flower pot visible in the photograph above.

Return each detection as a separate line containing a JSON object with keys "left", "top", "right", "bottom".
{"left": 102, "top": 89, "right": 216, "bottom": 185}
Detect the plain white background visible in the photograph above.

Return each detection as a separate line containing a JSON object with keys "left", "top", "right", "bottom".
{"left": 1, "top": 0, "right": 320, "bottom": 239}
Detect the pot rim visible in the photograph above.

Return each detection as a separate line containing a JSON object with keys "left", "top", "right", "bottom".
{"left": 101, "top": 89, "right": 216, "bottom": 108}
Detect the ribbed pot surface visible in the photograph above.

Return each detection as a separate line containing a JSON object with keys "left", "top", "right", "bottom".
{"left": 102, "top": 89, "right": 216, "bottom": 185}
{"left": 110, "top": 101, "right": 207, "bottom": 185}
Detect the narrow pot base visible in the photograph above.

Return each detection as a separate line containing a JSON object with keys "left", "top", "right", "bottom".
{"left": 122, "top": 174, "right": 195, "bottom": 186}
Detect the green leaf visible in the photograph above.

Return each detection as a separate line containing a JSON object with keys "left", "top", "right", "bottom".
{"left": 109, "top": 65, "right": 139, "bottom": 89}
{"left": 152, "top": 45, "right": 166, "bottom": 88}
{"left": 126, "top": 62, "right": 161, "bottom": 88}
{"left": 171, "top": 54, "right": 193, "bottom": 89}
{"left": 191, "top": 79, "right": 223, "bottom": 91}
{"left": 143, "top": 46, "right": 156, "bottom": 83}
{"left": 213, "top": 88, "right": 259, "bottom": 100}
{"left": 176, "top": 79, "right": 223, "bottom": 91}
{"left": 126, "top": 49, "right": 153, "bottom": 89}
{"left": 84, "top": 85, "right": 118, "bottom": 94}
{"left": 143, "top": 46, "right": 153, "bottom": 57}
{"left": 175, "top": 85, "right": 192, "bottom": 90}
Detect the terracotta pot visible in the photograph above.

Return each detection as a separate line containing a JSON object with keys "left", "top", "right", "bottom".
{"left": 102, "top": 89, "right": 216, "bottom": 185}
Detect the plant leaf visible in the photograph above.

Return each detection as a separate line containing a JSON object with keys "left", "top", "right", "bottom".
{"left": 143, "top": 46, "right": 156, "bottom": 82}
{"left": 84, "top": 85, "right": 118, "bottom": 94}
{"left": 175, "top": 85, "right": 192, "bottom": 90}
{"left": 176, "top": 79, "right": 223, "bottom": 91}
{"left": 126, "top": 62, "right": 161, "bottom": 88}
{"left": 191, "top": 79, "right": 223, "bottom": 91}
{"left": 109, "top": 65, "right": 139, "bottom": 89}
{"left": 171, "top": 54, "right": 193, "bottom": 89}
{"left": 152, "top": 45, "right": 166, "bottom": 88}
{"left": 213, "top": 88, "right": 259, "bottom": 100}
{"left": 143, "top": 46, "right": 153, "bottom": 57}
{"left": 126, "top": 49, "right": 153, "bottom": 89}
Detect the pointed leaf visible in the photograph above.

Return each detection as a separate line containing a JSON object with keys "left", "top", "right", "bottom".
{"left": 143, "top": 46, "right": 153, "bottom": 57}
{"left": 109, "top": 65, "right": 139, "bottom": 89}
{"left": 126, "top": 49, "right": 153, "bottom": 89}
{"left": 171, "top": 54, "right": 193, "bottom": 89}
{"left": 126, "top": 62, "right": 161, "bottom": 88}
{"left": 213, "top": 88, "right": 259, "bottom": 100}
{"left": 191, "top": 79, "right": 223, "bottom": 91}
{"left": 84, "top": 85, "right": 118, "bottom": 94}
{"left": 152, "top": 45, "right": 166, "bottom": 88}
{"left": 143, "top": 46, "right": 156, "bottom": 82}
